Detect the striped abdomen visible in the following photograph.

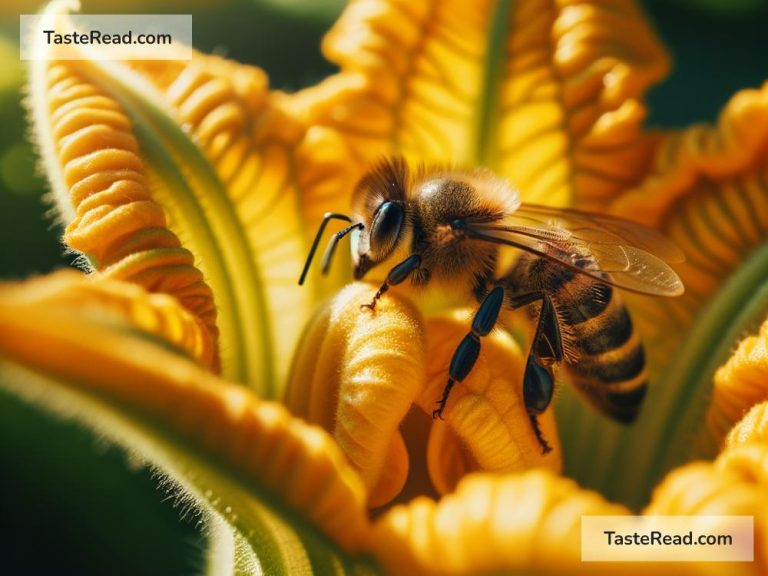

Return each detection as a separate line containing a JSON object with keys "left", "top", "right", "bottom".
{"left": 553, "top": 273, "right": 647, "bottom": 423}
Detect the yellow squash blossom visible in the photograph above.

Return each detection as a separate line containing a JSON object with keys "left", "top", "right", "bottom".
{"left": 2, "top": 0, "right": 768, "bottom": 574}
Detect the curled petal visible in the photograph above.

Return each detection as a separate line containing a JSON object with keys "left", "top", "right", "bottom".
{"left": 372, "top": 471, "right": 629, "bottom": 576}
{"left": 304, "top": 0, "right": 668, "bottom": 207}
{"left": 29, "top": 58, "right": 219, "bottom": 357}
{"left": 27, "top": 3, "right": 304, "bottom": 389}
{"left": 0, "top": 274, "right": 370, "bottom": 552}
{"left": 645, "top": 408, "right": 768, "bottom": 575}
{"left": 717, "top": 443, "right": 768, "bottom": 488}
{"left": 419, "top": 314, "right": 561, "bottom": 495}
{"left": 284, "top": 283, "right": 426, "bottom": 507}
{"left": 284, "top": 284, "right": 560, "bottom": 508}
{"left": 125, "top": 50, "right": 363, "bottom": 385}
{"left": 579, "top": 85, "right": 768, "bottom": 506}
{"left": 708, "top": 320, "right": 768, "bottom": 445}
{"left": 494, "top": 0, "right": 669, "bottom": 207}
{"left": 612, "top": 83, "right": 768, "bottom": 359}
{"left": 646, "top": 462, "right": 764, "bottom": 517}
{"left": 0, "top": 270, "right": 215, "bottom": 368}
{"left": 725, "top": 402, "right": 768, "bottom": 449}
{"left": 645, "top": 459, "right": 768, "bottom": 574}
{"left": 315, "top": 0, "right": 487, "bottom": 165}
{"left": 613, "top": 82, "right": 768, "bottom": 228}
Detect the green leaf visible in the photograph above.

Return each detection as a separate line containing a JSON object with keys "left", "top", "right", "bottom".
{"left": 0, "top": 390, "right": 199, "bottom": 576}
{"left": 0, "top": 358, "right": 380, "bottom": 576}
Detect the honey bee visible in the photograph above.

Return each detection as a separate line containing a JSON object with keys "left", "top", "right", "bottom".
{"left": 299, "top": 157, "right": 684, "bottom": 453}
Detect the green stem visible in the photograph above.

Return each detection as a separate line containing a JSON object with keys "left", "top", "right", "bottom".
{"left": 474, "top": 0, "right": 512, "bottom": 167}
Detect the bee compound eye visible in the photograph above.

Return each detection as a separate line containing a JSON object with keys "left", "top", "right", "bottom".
{"left": 370, "top": 201, "right": 404, "bottom": 258}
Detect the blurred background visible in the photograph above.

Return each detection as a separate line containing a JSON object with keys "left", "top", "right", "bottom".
{"left": 1, "top": 0, "right": 767, "bottom": 574}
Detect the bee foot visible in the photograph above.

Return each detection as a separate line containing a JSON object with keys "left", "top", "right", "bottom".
{"left": 359, "top": 301, "right": 377, "bottom": 312}
{"left": 432, "top": 402, "right": 446, "bottom": 420}
{"left": 529, "top": 414, "right": 552, "bottom": 455}
{"left": 433, "top": 378, "right": 456, "bottom": 420}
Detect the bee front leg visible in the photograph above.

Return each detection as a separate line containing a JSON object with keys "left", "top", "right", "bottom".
{"left": 433, "top": 285, "right": 506, "bottom": 419}
{"left": 361, "top": 254, "right": 422, "bottom": 311}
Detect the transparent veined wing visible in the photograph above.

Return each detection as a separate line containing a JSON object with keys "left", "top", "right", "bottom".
{"left": 461, "top": 205, "right": 684, "bottom": 296}
{"left": 509, "top": 204, "right": 685, "bottom": 264}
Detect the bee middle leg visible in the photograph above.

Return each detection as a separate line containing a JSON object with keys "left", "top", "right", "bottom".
{"left": 361, "top": 254, "right": 422, "bottom": 311}
{"left": 432, "top": 285, "right": 506, "bottom": 419}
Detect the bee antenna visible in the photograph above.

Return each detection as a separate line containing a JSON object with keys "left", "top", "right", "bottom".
{"left": 320, "top": 222, "right": 364, "bottom": 276}
{"left": 298, "top": 213, "right": 354, "bottom": 286}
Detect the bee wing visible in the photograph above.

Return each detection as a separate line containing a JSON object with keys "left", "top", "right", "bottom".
{"left": 510, "top": 204, "right": 685, "bottom": 264}
{"left": 463, "top": 209, "right": 684, "bottom": 296}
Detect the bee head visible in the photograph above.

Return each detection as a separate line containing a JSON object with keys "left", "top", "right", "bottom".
{"left": 297, "top": 157, "right": 411, "bottom": 286}
{"left": 351, "top": 157, "right": 410, "bottom": 280}
{"left": 351, "top": 200, "right": 406, "bottom": 279}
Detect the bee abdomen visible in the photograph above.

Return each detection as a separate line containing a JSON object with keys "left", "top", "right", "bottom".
{"left": 565, "top": 292, "right": 648, "bottom": 423}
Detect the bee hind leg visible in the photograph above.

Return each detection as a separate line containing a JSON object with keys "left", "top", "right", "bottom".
{"left": 523, "top": 296, "right": 560, "bottom": 455}
{"left": 361, "top": 254, "right": 422, "bottom": 311}
{"left": 528, "top": 414, "right": 553, "bottom": 455}
{"left": 432, "top": 286, "right": 506, "bottom": 419}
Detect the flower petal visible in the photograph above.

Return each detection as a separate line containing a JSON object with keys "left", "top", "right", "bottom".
{"left": 561, "top": 83, "right": 768, "bottom": 507}
{"left": 612, "top": 82, "right": 768, "bottom": 364}
{"left": 124, "top": 52, "right": 363, "bottom": 387}
{"left": 285, "top": 283, "right": 426, "bottom": 507}
{"left": 28, "top": 52, "right": 220, "bottom": 361}
{"left": 644, "top": 462, "right": 767, "bottom": 576}
{"left": 707, "top": 319, "right": 768, "bottom": 447}
{"left": 303, "top": 0, "right": 668, "bottom": 207}
{"left": 0, "top": 269, "right": 215, "bottom": 368}
{"left": 29, "top": 2, "right": 330, "bottom": 392}
{"left": 725, "top": 402, "right": 768, "bottom": 449}
{"left": 0, "top": 274, "right": 371, "bottom": 559}
{"left": 284, "top": 283, "right": 560, "bottom": 508}
{"left": 419, "top": 314, "right": 561, "bottom": 496}
{"left": 371, "top": 470, "right": 629, "bottom": 575}
{"left": 643, "top": 413, "right": 768, "bottom": 575}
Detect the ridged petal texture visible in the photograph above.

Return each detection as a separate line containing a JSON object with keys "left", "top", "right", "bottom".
{"left": 550, "top": 83, "right": 768, "bottom": 508}
{"left": 0, "top": 273, "right": 371, "bottom": 557}
{"left": 124, "top": 53, "right": 361, "bottom": 381}
{"left": 27, "top": 1, "right": 360, "bottom": 393}
{"left": 300, "top": 0, "right": 668, "bottom": 207}
{"left": 284, "top": 283, "right": 560, "bottom": 508}
{"left": 613, "top": 82, "right": 768, "bottom": 372}
{"left": 708, "top": 319, "right": 768, "bottom": 446}
{"left": 369, "top": 400, "right": 768, "bottom": 575}
{"left": 0, "top": 270, "right": 215, "bottom": 367}
{"left": 34, "top": 58, "right": 220, "bottom": 364}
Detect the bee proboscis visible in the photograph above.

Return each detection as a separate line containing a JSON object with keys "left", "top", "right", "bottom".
{"left": 298, "top": 157, "right": 684, "bottom": 453}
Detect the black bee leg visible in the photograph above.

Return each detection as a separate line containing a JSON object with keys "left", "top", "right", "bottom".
{"left": 433, "top": 379, "right": 456, "bottom": 420}
{"left": 433, "top": 286, "right": 506, "bottom": 419}
{"left": 523, "top": 295, "right": 561, "bottom": 454}
{"left": 528, "top": 414, "right": 553, "bottom": 455}
{"left": 361, "top": 254, "right": 421, "bottom": 311}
